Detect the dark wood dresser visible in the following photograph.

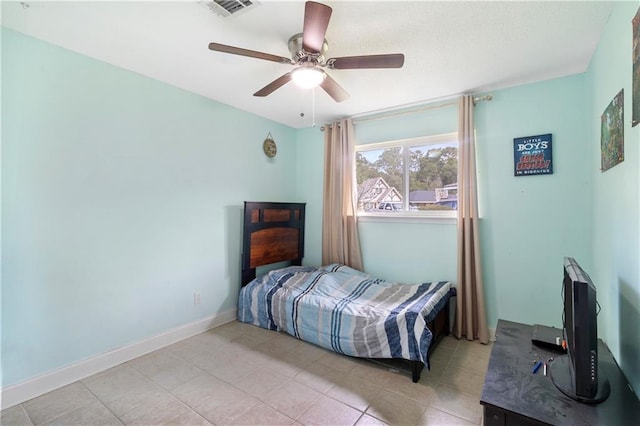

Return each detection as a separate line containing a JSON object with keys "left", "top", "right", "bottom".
{"left": 480, "top": 319, "right": 640, "bottom": 425}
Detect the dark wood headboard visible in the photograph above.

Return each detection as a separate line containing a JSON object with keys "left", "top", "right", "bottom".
{"left": 241, "top": 202, "right": 306, "bottom": 286}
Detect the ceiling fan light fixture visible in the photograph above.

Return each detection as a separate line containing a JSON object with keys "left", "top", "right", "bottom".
{"left": 291, "top": 67, "right": 325, "bottom": 89}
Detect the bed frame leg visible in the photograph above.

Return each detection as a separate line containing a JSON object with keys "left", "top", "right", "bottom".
{"left": 411, "top": 361, "right": 424, "bottom": 383}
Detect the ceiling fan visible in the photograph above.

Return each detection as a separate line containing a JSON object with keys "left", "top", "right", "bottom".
{"left": 208, "top": 1, "right": 405, "bottom": 102}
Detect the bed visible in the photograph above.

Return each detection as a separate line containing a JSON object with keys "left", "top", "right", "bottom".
{"left": 238, "top": 201, "right": 456, "bottom": 382}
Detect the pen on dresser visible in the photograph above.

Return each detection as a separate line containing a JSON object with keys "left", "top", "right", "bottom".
{"left": 543, "top": 362, "right": 547, "bottom": 376}
{"left": 533, "top": 360, "right": 542, "bottom": 374}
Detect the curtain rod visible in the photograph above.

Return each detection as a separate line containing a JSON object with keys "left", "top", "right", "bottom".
{"left": 353, "top": 100, "right": 456, "bottom": 125}
{"left": 320, "top": 94, "right": 492, "bottom": 131}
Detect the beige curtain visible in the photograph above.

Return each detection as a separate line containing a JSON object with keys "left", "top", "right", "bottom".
{"left": 454, "top": 95, "right": 489, "bottom": 343}
{"left": 322, "top": 119, "right": 364, "bottom": 270}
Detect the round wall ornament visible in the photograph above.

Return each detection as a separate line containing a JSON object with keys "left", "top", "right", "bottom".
{"left": 263, "top": 134, "right": 277, "bottom": 158}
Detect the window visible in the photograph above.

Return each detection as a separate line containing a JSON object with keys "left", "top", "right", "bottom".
{"left": 355, "top": 133, "right": 458, "bottom": 216}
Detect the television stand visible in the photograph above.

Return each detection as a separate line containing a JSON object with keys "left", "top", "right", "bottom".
{"left": 549, "top": 355, "right": 610, "bottom": 404}
{"left": 481, "top": 320, "right": 640, "bottom": 425}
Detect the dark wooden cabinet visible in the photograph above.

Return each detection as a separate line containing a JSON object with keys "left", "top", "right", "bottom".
{"left": 480, "top": 320, "right": 640, "bottom": 426}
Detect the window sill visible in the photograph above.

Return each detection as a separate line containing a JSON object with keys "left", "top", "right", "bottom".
{"left": 357, "top": 211, "right": 457, "bottom": 224}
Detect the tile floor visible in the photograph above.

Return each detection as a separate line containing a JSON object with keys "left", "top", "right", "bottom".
{"left": 1, "top": 321, "right": 492, "bottom": 426}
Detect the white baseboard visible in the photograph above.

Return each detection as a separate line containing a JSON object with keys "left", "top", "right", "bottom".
{"left": 0, "top": 309, "right": 237, "bottom": 410}
{"left": 489, "top": 326, "right": 497, "bottom": 342}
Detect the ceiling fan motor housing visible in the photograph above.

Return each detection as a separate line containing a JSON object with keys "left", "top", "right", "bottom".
{"left": 288, "top": 33, "right": 328, "bottom": 64}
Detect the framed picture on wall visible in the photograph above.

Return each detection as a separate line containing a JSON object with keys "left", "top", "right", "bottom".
{"left": 513, "top": 133, "right": 553, "bottom": 176}
{"left": 601, "top": 89, "right": 624, "bottom": 172}
{"left": 633, "top": 6, "right": 640, "bottom": 127}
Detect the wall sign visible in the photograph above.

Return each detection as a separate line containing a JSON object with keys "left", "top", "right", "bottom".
{"left": 513, "top": 133, "right": 553, "bottom": 176}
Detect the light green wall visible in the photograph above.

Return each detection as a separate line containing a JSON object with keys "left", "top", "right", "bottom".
{"left": 357, "top": 220, "right": 456, "bottom": 284}
{"left": 295, "top": 126, "right": 324, "bottom": 268}
{"left": 586, "top": 2, "right": 640, "bottom": 397}
{"left": 1, "top": 28, "right": 298, "bottom": 386}
{"left": 475, "top": 74, "right": 591, "bottom": 329}
{"left": 353, "top": 104, "right": 458, "bottom": 144}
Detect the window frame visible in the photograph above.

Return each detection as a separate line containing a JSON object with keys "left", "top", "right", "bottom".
{"left": 354, "top": 132, "right": 458, "bottom": 220}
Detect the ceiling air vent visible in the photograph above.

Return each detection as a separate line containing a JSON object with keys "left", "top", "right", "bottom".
{"left": 204, "top": 0, "right": 260, "bottom": 18}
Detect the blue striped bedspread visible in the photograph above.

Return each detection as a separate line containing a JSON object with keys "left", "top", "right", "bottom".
{"left": 238, "top": 264, "right": 455, "bottom": 368}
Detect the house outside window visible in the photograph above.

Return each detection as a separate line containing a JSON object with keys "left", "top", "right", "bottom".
{"left": 355, "top": 133, "right": 458, "bottom": 217}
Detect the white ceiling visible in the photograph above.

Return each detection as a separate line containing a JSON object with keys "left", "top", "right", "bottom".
{"left": 2, "top": 1, "right": 615, "bottom": 128}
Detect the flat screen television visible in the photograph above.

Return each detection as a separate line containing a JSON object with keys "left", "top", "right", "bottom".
{"left": 550, "top": 257, "right": 610, "bottom": 403}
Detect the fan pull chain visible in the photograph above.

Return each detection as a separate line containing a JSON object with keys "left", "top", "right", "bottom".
{"left": 312, "top": 87, "right": 316, "bottom": 127}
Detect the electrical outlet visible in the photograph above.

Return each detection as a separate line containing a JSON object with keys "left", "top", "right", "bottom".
{"left": 193, "top": 292, "right": 201, "bottom": 305}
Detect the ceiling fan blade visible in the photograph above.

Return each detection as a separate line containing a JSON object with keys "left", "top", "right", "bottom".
{"left": 302, "top": 1, "right": 332, "bottom": 53}
{"left": 320, "top": 74, "right": 349, "bottom": 103}
{"left": 208, "top": 42, "right": 291, "bottom": 64}
{"left": 327, "top": 54, "right": 405, "bottom": 70}
{"left": 254, "top": 73, "right": 293, "bottom": 97}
